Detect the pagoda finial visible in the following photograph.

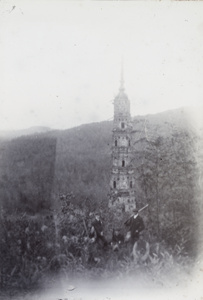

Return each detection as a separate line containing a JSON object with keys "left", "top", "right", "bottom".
{"left": 120, "top": 57, "right": 125, "bottom": 92}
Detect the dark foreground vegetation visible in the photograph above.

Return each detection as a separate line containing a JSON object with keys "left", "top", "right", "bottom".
{"left": 0, "top": 192, "right": 198, "bottom": 298}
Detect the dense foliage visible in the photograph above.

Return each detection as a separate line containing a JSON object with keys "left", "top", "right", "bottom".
{"left": 0, "top": 193, "right": 196, "bottom": 295}
{"left": 131, "top": 117, "right": 199, "bottom": 256}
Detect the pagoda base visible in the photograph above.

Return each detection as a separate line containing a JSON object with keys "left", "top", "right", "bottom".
{"left": 109, "top": 190, "right": 136, "bottom": 212}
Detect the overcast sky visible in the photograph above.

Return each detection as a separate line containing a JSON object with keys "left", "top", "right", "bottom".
{"left": 0, "top": 0, "right": 203, "bottom": 131}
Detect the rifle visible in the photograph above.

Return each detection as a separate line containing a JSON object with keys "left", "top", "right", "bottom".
{"left": 138, "top": 204, "right": 149, "bottom": 213}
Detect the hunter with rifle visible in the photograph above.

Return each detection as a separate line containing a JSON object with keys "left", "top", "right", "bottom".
{"left": 124, "top": 204, "right": 148, "bottom": 245}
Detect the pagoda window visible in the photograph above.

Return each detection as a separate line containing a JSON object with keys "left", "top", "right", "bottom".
{"left": 122, "top": 160, "right": 125, "bottom": 167}
{"left": 130, "top": 181, "right": 133, "bottom": 188}
{"left": 115, "top": 140, "right": 117, "bottom": 147}
{"left": 121, "top": 122, "right": 125, "bottom": 129}
{"left": 113, "top": 181, "right": 116, "bottom": 189}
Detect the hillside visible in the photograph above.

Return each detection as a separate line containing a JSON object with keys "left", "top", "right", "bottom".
{"left": 52, "top": 121, "right": 112, "bottom": 207}
{"left": 0, "top": 135, "right": 57, "bottom": 213}
{"left": 0, "top": 108, "right": 201, "bottom": 214}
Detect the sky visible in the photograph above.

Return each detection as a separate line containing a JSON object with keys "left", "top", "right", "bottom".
{"left": 0, "top": 0, "right": 203, "bottom": 131}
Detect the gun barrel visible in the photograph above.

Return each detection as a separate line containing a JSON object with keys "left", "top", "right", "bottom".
{"left": 138, "top": 204, "right": 149, "bottom": 212}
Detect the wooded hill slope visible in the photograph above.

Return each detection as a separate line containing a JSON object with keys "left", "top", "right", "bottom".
{"left": 0, "top": 107, "right": 200, "bottom": 217}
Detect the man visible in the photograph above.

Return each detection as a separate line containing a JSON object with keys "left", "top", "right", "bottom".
{"left": 124, "top": 208, "right": 145, "bottom": 245}
{"left": 90, "top": 213, "right": 107, "bottom": 247}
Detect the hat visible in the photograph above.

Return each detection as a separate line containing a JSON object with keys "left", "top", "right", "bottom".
{"left": 133, "top": 208, "right": 138, "bottom": 213}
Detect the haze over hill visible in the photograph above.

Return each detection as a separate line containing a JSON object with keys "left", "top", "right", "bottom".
{"left": 0, "top": 106, "right": 202, "bottom": 139}
{"left": 0, "top": 126, "right": 51, "bottom": 140}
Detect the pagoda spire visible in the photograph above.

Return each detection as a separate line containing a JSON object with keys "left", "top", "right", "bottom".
{"left": 119, "top": 58, "right": 125, "bottom": 92}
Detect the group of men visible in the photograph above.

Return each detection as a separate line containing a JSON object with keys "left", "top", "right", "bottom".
{"left": 90, "top": 208, "right": 145, "bottom": 250}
